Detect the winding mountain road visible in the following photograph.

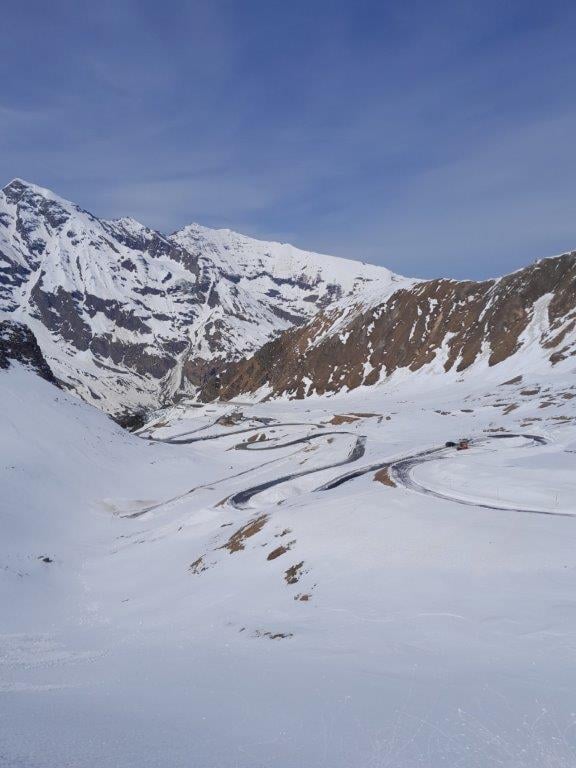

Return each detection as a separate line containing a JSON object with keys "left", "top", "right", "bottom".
{"left": 130, "top": 419, "right": 364, "bottom": 516}
{"left": 146, "top": 421, "right": 325, "bottom": 445}
{"left": 318, "top": 433, "right": 574, "bottom": 517}
{"left": 388, "top": 434, "right": 575, "bottom": 517}
{"left": 228, "top": 435, "right": 367, "bottom": 509}
{"left": 137, "top": 419, "right": 571, "bottom": 518}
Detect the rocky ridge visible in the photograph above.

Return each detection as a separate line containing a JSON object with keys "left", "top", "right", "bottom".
{"left": 0, "top": 319, "right": 58, "bottom": 385}
{"left": 198, "top": 252, "right": 576, "bottom": 401}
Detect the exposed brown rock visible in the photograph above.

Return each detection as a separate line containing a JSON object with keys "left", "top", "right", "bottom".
{"left": 216, "top": 411, "right": 244, "bottom": 427}
{"left": 198, "top": 253, "right": 576, "bottom": 402}
{"left": 284, "top": 561, "right": 305, "bottom": 585}
{"left": 328, "top": 414, "right": 360, "bottom": 425}
{"left": 219, "top": 514, "right": 269, "bottom": 554}
{"left": 247, "top": 432, "right": 266, "bottom": 443}
{"left": 267, "top": 543, "right": 293, "bottom": 561}
{"left": 373, "top": 468, "right": 396, "bottom": 487}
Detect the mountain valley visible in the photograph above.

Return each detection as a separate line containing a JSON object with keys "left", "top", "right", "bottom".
{"left": 1, "top": 179, "right": 576, "bottom": 768}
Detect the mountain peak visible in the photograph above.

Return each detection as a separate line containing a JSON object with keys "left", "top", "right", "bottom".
{"left": 1, "top": 178, "right": 84, "bottom": 221}
{"left": 106, "top": 216, "right": 153, "bottom": 235}
{"left": 2, "top": 178, "right": 56, "bottom": 198}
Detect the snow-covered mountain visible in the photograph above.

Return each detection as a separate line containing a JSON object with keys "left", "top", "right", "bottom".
{"left": 200, "top": 251, "right": 576, "bottom": 401}
{"left": 0, "top": 179, "right": 397, "bottom": 418}
{"left": 3, "top": 177, "right": 576, "bottom": 417}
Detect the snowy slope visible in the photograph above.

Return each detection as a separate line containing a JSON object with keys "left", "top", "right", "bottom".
{"left": 2, "top": 358, "right": 576, "bottom": 767}
{"left": 0, "top": 179, "right": 397, "bottom": 417}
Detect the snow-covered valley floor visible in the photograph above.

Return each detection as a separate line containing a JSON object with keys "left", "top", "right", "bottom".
{"left": 2, "top": 366, "right": 576, "bottom": 767}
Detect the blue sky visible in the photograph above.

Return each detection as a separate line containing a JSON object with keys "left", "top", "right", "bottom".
{"left": 2, "top": 0, "right": 576, "bottom": 278}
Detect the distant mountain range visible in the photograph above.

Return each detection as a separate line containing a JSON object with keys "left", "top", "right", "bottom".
{"left": 1, "top": 178, "right": 575, "bottom": 418}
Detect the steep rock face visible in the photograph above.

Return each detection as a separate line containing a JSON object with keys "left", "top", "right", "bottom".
{"left": 0, "top": 320, "right": 58, "bottom": 385}
{"left": 200, "top": 253, "right": 576, "bottom": 401}
{"left": 0, "top": 179, "right": 396, "bottom": 415}
{"left": 0, "top": 181, "right": 199, "bottom": 412}
{"left": 169, "top": 224, "right": 399, "bottom": 372}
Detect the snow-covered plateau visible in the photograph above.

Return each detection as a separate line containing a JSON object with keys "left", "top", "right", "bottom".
{"left": 2, "top": 358, "right": 576, "bottom": 767}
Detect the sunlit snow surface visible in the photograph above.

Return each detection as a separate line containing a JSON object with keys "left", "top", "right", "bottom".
{"left": 1, "top": 364, "right": 576, "bottom": 767}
